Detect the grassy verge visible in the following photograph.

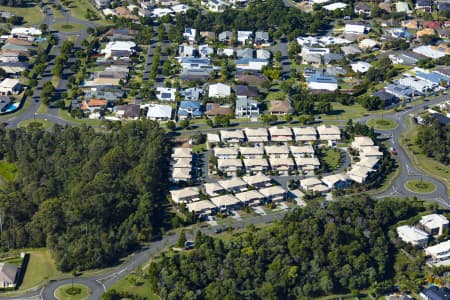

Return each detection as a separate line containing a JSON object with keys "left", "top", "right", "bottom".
{"left": 0, "top": 161, "right": 17, "bottom": 183}
{"left": 0, "top": 5, "right": 43, "bottom": 25}
{"left": 51, "top": 75, "right": 60, "bottom": 88}
{"left": 405, "top": 180, "right": 436, "bottom": 194}
{"left": 20, "top": 249, "right": 62, "bottom": 290}
{"left": 366, "top": 118, "right": 398, "bottom": 130}
{"left": 54, "top": 284, "right": 90, "bottom": 300}
{"left": 50, "top": 22, "right": 85, "bottom": 32}
{"left": 37, "top": 103, "right": 49, "bottom": 114}
{"left": 321, "top": 102, "right": 370, "bottom": 121}
{"left": 401, "top": 116, "right": 450, "bottom": 197}
{"left": 18, "top": 119, "right": 53, "bottom": 130}
{"left": 108, "top": 276, "right": 160, "bottom": 300}
{"left": 58, "top": 109, "right": 104, "bottom": 127}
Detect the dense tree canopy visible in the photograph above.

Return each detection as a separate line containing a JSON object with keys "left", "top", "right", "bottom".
{"left": 148, "top": 197, "right": 424, "bottom": 299}
{"left": 416, "top": 118, "right": 450, "bottom": 165}
{"left": 0, "top": 121, "right": 171, "bottom": 271}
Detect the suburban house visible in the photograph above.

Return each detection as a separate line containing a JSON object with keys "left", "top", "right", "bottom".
{"left": 419, "top": 214, "right": 449, "bottom": 236}
{"left": 181, "top": 87, "right": 203, "bottom": 101}
{"left": 170, "top": 187, "right": 200, "bottom": 203}
{"left": 398, "top": 77, "right": 437, "bottom": 93}
{"left": 178, "top": 101, "right": 202, "bottom": 119}
{"left": 0, "top": 263, "right": 18, "bottom": 288}
{"left": 207, "top": 0, "right": 230, "bottom": 12}
{"left": 269, "top": 157, "right": 295, "bottom": 174}
{"left": 156, "top": 87, "right": 177, "bottom": 101}
{"left": 210, "top": 194, "right": 241, "bottom": 212}
{"left": 171, "top": 166, "right": 191, "bottom": 183}
{"left": 300, "top": 177, "right": 324, "bottom": 191}
{"left": 183, "top": 28, "right": 197, "bottom": 43}
{"left": 321, "top": 173, "right": 351, "bottom": 189}
{"left": 354, "top": 3, "right": 371, "bottom": 16}
{"left": 186, "top": 200, "right": 216, "bottom": 218}
{"left": 80, "top": 99, "right": 108, "bottom": 113}
{"left": 204, "top": 182, "right": 226, "bottom": 197}
{"left": 420, "top": 286, "right": 450, "bottom": 300}
{"left": 344, "top": 24, "right": 367, "bottom": 35}
{"left": 269, "top": 126, "right": 293, "bottom": 143}
{"left": 235, "top": 85, "right": 258, "bottom": 98}
{"left": 243, "top": 158, "right": 270, "bottom": 173}
{"left": 237, "top": 30, "right": 253, "bottom": 44}
{"left": 295, "top": 157, "right": 320, "bottom": 172}
{"left": 116, "top": 104, "right": 141, "bottom": 120}
{"left": 244, "top": 127, "right": 269, "bottom": 143}
{"left": 10, "top": 27, "right": 42, "bottom": 40}
{"left": 217, "top": 159, "right": 243, "bottom": 175}
{"left": 204, "top": 103, "right": 233, "bottom": 117}
{"left": 209, "top": 83, "right": 231, "bottom": 98}
{"left": 234, "top": 58, "right": 269, "bottom": 71}
{"left": 293, "top": 127, "right": 318, "bottom": 143}
{"left": 218, "top": 177, "right": 248, "bottom": 193}
{"left": 306, "top": 75, "right": 338, "bottom": 91}
{"left": 256, "top": 49, "right": 271, "bottom": 59}
{"left": 347, "top": 165, "right": 374, "bottom": 183}
{"left": 269, "top": 100, "right": 292, "bottom": 115}
{"left": 258, "top": 185, "right": 287, "bottom": 202}
{"left": 214, "top": 147, "right": 239, "bottom": 159}
{"left": 425, "top": 240, "right": 450, "bottom": 262}
{"left": 101, "top": 41, "right": 136, "bottom": 59}
{"left": 416, "top": 0, "right": 432, "bottom": 12}
{"left": 242, "top": 173, "right": 272, "bottom": 188}
{"left": 239, "top": 147, "right": 264, "bottom": 159}
{"left": 351, "top": 61, "right": 371, "bottom": 73}
{"left": 385, "top": 84, "right": 417, "bottom": 100}
{"left": 0, "top": 78, "right": 22, "bottom": 95}
{"left": 146, "top": 104, "right": 172, "bottom": 120}
{"left": 357, "top": 157, "right": 381, "bottom": 170}
{"left": 172, "top": 147, "right": 192, "bottom": 158}
{"left": 351, "top": 136, "right": 374, "bottom": 151}
{"left": 235, "top": 98, "right": 259, "bottom": 118}
{"left": 289, "top": 145, "right": 315, "bottom": 158}
{"left": 235, "top": 190, "right": 265, "bottom": 206}
{"left": 359, "top": 146, "right": 383, "bottom": 159}
{"left": 254, "top": 31, "right": 270, "bottom": 46}
{"left": 218, "top": 31, "right": 232, "bottom": 43}
{"left": 317, "top": 125, "right": 341, "bottom": 142}
{"left": 264, "top": 145, "right": 290, "bottom": 158}
{"left": 397, "top": 225, "right": 429, "bottom": 247}
{"left": 372, "top": 90, "right": 399, "bottom": 108}
{"left": 220, "top": 130, "right": 245, "bottom": 144}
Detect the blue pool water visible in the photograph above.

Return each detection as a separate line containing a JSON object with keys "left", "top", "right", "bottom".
{"left": 4, "top": 103, "right": 17, "bottom": 112}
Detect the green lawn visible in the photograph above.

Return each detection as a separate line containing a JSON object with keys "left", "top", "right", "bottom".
{"left": 366, "top": 118, "right": 398, "bottom": 130}
{"left": 321, "top": 102, "right": 370, "bottom": 121}
{"left": 37, "top": 103, "right": 48, "bottom": 114}
{"left": 62, "top": 0, "right": 107, "bottom": 24}
{"left": 54, "top": 284, "right": 90, "bottom": 300}
{"left": 18, "top": 119, "right": 53, "bottom": 130}
{"left": 321, "top": 148, "right": 341, "bottom": 171}
{"left": 0, "top": 161, "right": 17, "bottom": 183}
{"left": 58, "top": 109, "right": 104, "bottom": 127}
{"left": 108, "top": 274, "right": 160, "bottom": 300}
{"left": 20, "top": 249, "right": 62, "bottom": 290}
{"left": 0, "top": 5, "right": 43, "bottom": 25}
{"left": 401, "top": 117, "right": 450, "bottom": 197}
{"left": 265, "top": 91, "right": 287, "bottom": 101}
{"left": 50, "top": 22, "right": 85, "bottom": 33}
{"left": 405, "top": 180, "right": 436, "bottom": 194}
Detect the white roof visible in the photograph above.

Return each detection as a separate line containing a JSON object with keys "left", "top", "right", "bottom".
{"left": 146, "top": 104, "right": 172, "bottom": 119}
{"left": 172, "top": 167, "right": 191, "bottom": 179}
{"left": 300, "top": 177, "right": 323, "bottom": 188}
{"left": 359, "top": 146, "right": 383, "bottom": 157}
{"left": 218, "top": 177, "right": 247, "bottom": 189}
{"left": 347, "top": 165, "right": 373, "bottom": 182}
{"left": 242, "top": 173, "right": 271, "bottom": 185}
{"left": 359, "top": 38, "right": 378, "bottom": 49}
{"left": 171, "top": 157, "right": 191, "bottom": 168}
{"left": 269, "top": 157, "right": 295, "bottom": 166}
{"left": 186, "top": 200, "right": 216, "bottom": 212}
{"left": 220, "top": 130, "right": 245, "bottom": 140}
{"left": 289, "top": 145, "right": 315, "bottom": 154}
{"left": 214, "top": 147, "right": 239, "bottom": 157}
{"left": 0, "top": 78, "right": 20, "bottom": 89}
{"left": 171, "top": 4, "right": 190, "bottom": 12}
{"left": 317, "top": 125, "right": 341, "bottom": 136}
{"left": 243, "top": 158, "right": 269, "bottom": 168}
{"left": 264, "top": 145, "right": 290, "bottom": 155}
{"left": 235, "top": 190, "right": 264, "bottom": 202}
{"left": 351, "top": 61, "right": 372, "bottom": 73}
{"left": 344, "top": 24, "right": 366, "bottom": 34}
{"left": 209, "top": 83, "right": 231, "bottom": 97}
{"left": 244, "top": 127, "right": 268, "bottom": 137}
{"left": 425, "top": 240, "right": 450, "bottom": 257}
{"left": 352, "top": 136, "right": 374, "bottom": 148}
{"left": 269, "top": 126, "right": 293, "bottom": 136}
{"left": 204, "top": 182, "right": 225, "bottom": 196}
{"left": 420, "top": 214, "right": 449, "bottom": 229}
{"left": 397, "top": 225, "right": 429, "bottom": 244}
{"left": 292, "top": 126, "right": 317, "bottom": 136}
{"left": 321, "top": 173, "right": 349, "bottom": 186}
{"left": 413, "top": 45, "right": 448, "bottom": 59}
{"left": 207, "top": 133, "right": 221, "bottom": 143}
{"left": 210, "top": 194, "right": 240, "bottom": 206}
{"left": 172, "top": 147, "right": 192, "bottom": 158}
{"left": 259, "top": 185, "right": 286, "bottom": 197}
{"left": 356, "top": 157, "right": 380, "bottom": 169}
{"left": 323, "top": 2, "right": 348, "bottom": 10}
{"left": 239, "top": 147, "right": 265, "bottom": 156}
{"left": 11, "top": 27, "right": 42, "bottom": 36}
{"left": 103, "top": 41, "right": 136, "bottom": 52}
{"left": 311, "top": 184, "right": 330, "bottom": 193}
{"left": 295, "top": 157, "right": 320, "bottom": 166}
{"left": 170, "top": 187, "right": 199, "bottom": 202}
{"left": 217, "top": 158, "right": 242, "bottom": 168}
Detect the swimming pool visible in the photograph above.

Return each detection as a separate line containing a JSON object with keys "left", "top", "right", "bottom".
{"left": 4, "top": 103, "right": 18, "bottom": 112}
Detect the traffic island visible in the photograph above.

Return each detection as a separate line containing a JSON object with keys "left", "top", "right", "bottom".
{"left": 404, "top": 180, "right": 436, "bottom": 194}
{"left": 51, "top": 22, "right": 85, "bottom": 32}
{"left": 366, "top": 118, "right": 398, "bottom": 130}
{"left": 54, "top": 283, "right": 90, "bottom": 300}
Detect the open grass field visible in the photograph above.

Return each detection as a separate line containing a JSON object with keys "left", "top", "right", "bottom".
{"left": 54, "top": 284, "right": 90, "bottom": 300}
{"left": 0, "top": 5, "right": 43, "bottom": 25}
{"left": 366, "top": 118, "right": 398, "bottom": 130}
{"left": 321, "top": 102, "right": 370, "bottom": 121}
{"left": 50, "top": 22, "right": 85, "bottom": 32}
{"left": 18, "top": 119, "right": 53, "bottom": 130}
{"left": 58, "top": 109, "right": 104, "bottom": 127}
{"left": 321, "top": 148, "right": 341, "bottom": 171}
{"left": 108, "top": 274, "right": 160, "bottom": 300}
{"left": 405, "top": 180, "right": 436, "bottom": 194}
{"left": 401, "top": 117, "right": 450, "bottom": 197}
{"left": 20, "top": 249, "right": 61, "bottom": 290}
{"left": 0, "top": 160, "right": 17, "bottom": 183}
{"left": 62, "top": 0, "right": 107, "bottom": 24}
{"left": 265, "top": 91, "right": 287, "bottom": 101}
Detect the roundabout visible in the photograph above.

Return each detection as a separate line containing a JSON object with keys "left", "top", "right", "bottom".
{"left": 404, "top": 179, "right": 436, "bottom": 194}
{"left": 54, "top": 283, "right": 91, "bottom": 300}
{"left": 51, "top": 22, "right": 85, "bottom": 32}
{"left": 366, "top": 118, "right": 398, "bottom": 130}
